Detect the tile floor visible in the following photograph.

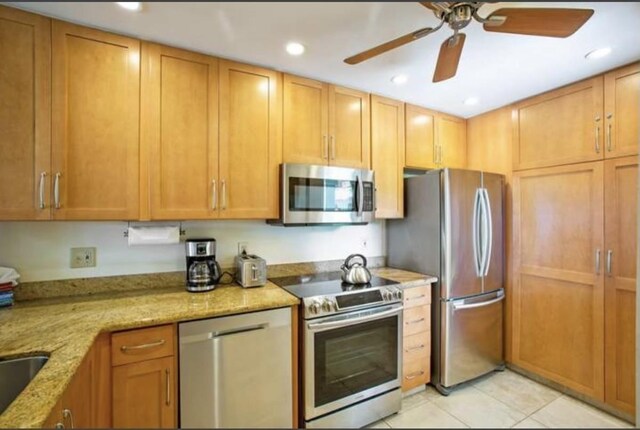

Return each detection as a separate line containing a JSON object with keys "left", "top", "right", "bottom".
{"left": 369, "top": 370, "right": 633, "bottom": 428}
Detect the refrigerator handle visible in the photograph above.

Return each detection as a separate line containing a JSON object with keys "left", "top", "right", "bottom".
{"left": 481, "top": 188, "right": 493, "bottom": 276}
{"left": 472, "top": 189, "right": 482, "bottom": 277}
{"left": 453, "top": 291, "right": 505, "bottom": 311}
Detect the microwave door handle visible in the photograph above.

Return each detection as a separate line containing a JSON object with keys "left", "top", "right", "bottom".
{"left": 356, "top": 175, "right": 364, "bottom": 217}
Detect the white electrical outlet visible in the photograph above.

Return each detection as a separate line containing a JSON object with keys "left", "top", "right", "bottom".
{"left": 238, "top": 242, "right": 249, "bottom": 255}
{"left": 70, "top": 247, "right": 96, "bottom": 268}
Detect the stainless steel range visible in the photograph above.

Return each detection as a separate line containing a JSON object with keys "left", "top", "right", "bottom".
{"left": 270, "top": 272, "right": 403, "bottom": 428}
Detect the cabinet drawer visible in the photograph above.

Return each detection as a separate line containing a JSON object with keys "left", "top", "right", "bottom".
{"left": 402, "top": 355, "right": 431, "bottom": 391}
{"left": 403, "top": 285, "right": 431, "bottom": 309}
{"left": 403, "top": 305, "right": 430, "bottom": 337}
{"left": 112, "top": 324, "right": 174, "bottom": 366}
{"left": 403, "top": 331, "right": 430, "bottom": 362}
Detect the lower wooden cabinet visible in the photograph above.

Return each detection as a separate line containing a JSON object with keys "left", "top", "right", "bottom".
{"left": 401, "top": 284, "right": 432, "bottom": 391}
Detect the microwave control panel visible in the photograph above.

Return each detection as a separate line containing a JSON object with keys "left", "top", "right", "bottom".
{"left": 362, "top": 182, "right": 374, "bottom": 211}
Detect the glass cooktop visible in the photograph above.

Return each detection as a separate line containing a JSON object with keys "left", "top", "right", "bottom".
{"left": 269, "top": 271, "right": 399, "bottom": 299}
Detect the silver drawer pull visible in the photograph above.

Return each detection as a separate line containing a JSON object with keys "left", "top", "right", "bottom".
{"left": 62, "top": 409, "right": 74, "bottom": 429}
{"left": 165, "top": 368, "right": 171, "bottom": 406}
{"left": 120, "top": 338, "right": 166, "bottom": 352}
{"left": 405, "top": 370, "right": 425, "bottom": 380}
{"left": 606, "top": 250, "right": 613, "bottom": 276}
{"left": 54, "top": 172, "right": 62, "bottom": 209}
{"left": 39, "top": 172, "right": 47, "bottom": 209}
{"left": 405, "top": 294, "right": 426, "bottom": 301}
{"left": 595, "top": 116, "right": 601, "bottom": 154}
{"left": 406, "top": 318, "right": 425, "bottom": 325}
{"left": 405, "top": 344, "right": 425, "bottom": 352}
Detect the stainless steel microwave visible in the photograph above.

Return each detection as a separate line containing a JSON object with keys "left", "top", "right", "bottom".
{"left": 268, "top": 164, "right": 375, "bottom": 226}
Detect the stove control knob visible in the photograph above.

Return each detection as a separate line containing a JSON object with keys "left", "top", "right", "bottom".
{"left": 308, "top": 299, "right": 322, "bottom": 315}
{"left": 393, "top": 288, "right": 403, "bottom": 300}
{"left": 322, "top": 298, "right": 335, "bottom": 312}
{"left": 382, "top": 289, "right": 391, "bottom": 301}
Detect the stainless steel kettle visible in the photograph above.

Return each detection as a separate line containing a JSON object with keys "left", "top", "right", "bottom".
{"left": 340, "top": 254, "right": 372, "bottom": 284}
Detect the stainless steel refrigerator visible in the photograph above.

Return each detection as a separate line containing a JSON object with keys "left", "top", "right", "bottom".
{"left": 388, "top": 168, "right": 505, "bottom": 394}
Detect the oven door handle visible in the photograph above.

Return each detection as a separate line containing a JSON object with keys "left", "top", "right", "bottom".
{"left": 307, "top": 306, "right": 402, "bottom": 332}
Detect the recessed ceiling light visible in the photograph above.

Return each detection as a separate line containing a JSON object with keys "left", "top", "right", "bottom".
{"left": 585, "top": 47, "right": 612, "bottom": 60}
{"left": 286, "top": 42, "right": 305, "bottom": 56}
{"left": 116, "top": 2, "right": 142, "bottom": 11}
{"left": 463, "top": 97, "right": 479, "bottom": 106}
{"left": 391, "top": 75, "right": 408, "bottom": 85}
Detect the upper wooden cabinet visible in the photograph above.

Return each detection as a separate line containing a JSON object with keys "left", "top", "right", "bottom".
{"left": 0, "top": 6, "right": 50, "bottom": 220}
{"left": 219, "top": 60, "right": 282, "bottom": 219}
{"left": 467, "top": 107, "right": 512, "bottom": 176}
{"left": 52, "top": 21, "right": 140, "bottom": 220}
{"left": 436, "top": 114, "right": 467, "bottom": 169}
{"left": 141, "top": 43, "right": 219, "bottom": 220}
{"left": 513, "top": 77, "right": 604, "bottom": 170}
{"left": 604, "top": 63, "right": 640, "bottom": 159}
{"left": 405, "top": 104, "right": 436, "bottom": 170}
{"left": 371, "top": 95, "right": 405, "bottom": 218}
{"left": 283, "top": 74, "right": 370, "bottom": 168}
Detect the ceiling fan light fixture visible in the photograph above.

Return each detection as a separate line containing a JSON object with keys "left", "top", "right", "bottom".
{"left": 286, "top": 42, "right": 305, "bottom": 56}
{"left": 463, "top": 97, "right": 479, "bottom": 106}
{"left": 116, "top": 2, "right": 141, "bottom": 11}
{"left": 585, "top": 47, "right": 612, "bottom": 60}
{"left": 391, "top": 74, "right": 408, "bottom": 85}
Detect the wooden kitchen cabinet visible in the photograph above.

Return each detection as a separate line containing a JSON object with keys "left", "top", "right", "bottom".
{"left": 0, "top": 6, "right": 50, "bottom": 220}
{"left": 218, "top": 60, "right": 282, "bottom": 219}
{"left": 51, "top": 21, "right": 140, "bottom": 220}
{"left": 371, "top": 95, "right": 405, "bottom": 218}
{"left": 604, "top": 63, "right": 640, "bottom": 159}
{"left": 401, "top": 284, "right": 431, "bottom": 391}
{"left": 466, "top": 106, "right": 512, "bottom": 176}
{"left": 141, "top": 43, "right": 219, "bottom": 220}
{"left": 435, "top": 114, "right": 467, "bottom": 169}
{"left": 405, "top": 104, "right": 436, "bottom": 169}
{"left": 512, "top": 162, "right": 605, "bottom": 400}
{"left": 283, "top": 74, "right": 370, "bottom": 168}
{"left": 604, "top": 156, "right": 638, "bottom": 416}
{"left": 513, "top": 77, "right": 604, "bottom": 171}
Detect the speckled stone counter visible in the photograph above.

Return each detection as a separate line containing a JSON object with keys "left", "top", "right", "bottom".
{"left": 0, "top": 264, "right": 435, "bottom": 428}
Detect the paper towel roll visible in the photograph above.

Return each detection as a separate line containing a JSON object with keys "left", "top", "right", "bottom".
{"left": 127, "top": 226, "right": 180, "bottom": 246}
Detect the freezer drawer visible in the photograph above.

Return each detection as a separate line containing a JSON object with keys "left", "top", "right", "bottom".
{"left": 440, "top": 290, "right": 504, "bottom": 388}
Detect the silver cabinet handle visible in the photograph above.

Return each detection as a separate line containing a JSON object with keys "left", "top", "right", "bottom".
{"left": 211, "top": 179, "right": 217, "bottom": 210}
{"left": 595, "top": 116, "right": 601, "bottom": 153}
{"left": 607, "top": 250, "right": 613, "bottom": 276}
{"left": 606, "top": 113, "right": 613, "bottom": 152}
{"left": 62, "top": 409, "right": 74, "bottom": 429}
{"left": 54, "top": 172, "right": 61, "bottom": 209}
{"left": 120, "top": 338, "right": 165, "bottom": 352}
{"left": 55, "top": 423, "right": 65, "bottom": 429}
{"left": 595, "top": 249, "right": 601, "bottom": 275}
{"left": 221, "top": 180, "right": 227, "bottom": 210}
{"left": 405, "top": 370, "right": 425, "bottom": 380}
{"left": 165, "top": 368, "right": 170, "bottom": 406}
{"left": 406, "top": 317, "right": 425, "bottom": 325}
{"left": 38, "top": 172, "right": 47, "bottom": 209}
{"left": 330, "top": 135, "right": 335, "bottom": 160}
{"left": 405, "top": 344, "right": 425, "bottom": 352}
{"left": 322, "top": 135, "right": 328, "bottom": 159}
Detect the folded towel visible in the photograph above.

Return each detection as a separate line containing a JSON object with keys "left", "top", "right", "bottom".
{"left": 0, "top": 267, "right": 19, "bottom": 286}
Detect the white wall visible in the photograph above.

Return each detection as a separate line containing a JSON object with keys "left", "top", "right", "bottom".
{"left": 0, "top": 220, "right": 385, "bottom": 282}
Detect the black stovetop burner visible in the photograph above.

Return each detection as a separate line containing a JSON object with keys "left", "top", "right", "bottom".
{"left": 269, "top": 271, "right": 399, "bottom": 299}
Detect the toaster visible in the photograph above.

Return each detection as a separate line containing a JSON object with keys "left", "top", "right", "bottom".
{"left": 235, "top": 253, "right": 267, "bottom": 288}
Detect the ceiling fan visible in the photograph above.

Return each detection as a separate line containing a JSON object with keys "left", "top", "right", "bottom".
{"left": 344, "top": 2, "right": 594, "bottom": 83}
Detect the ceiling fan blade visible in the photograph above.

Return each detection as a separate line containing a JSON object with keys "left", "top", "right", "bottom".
{"left": 344, "top": 27, "right": 436, "bottom": 65}
{"left": 483, "top": 8, "right": 594, "bottom": 38}
{"left": 419, "top": 2, "right": 446, "bottom": 12}
{"left": 433, "top": 33, "right": 466, "bottom": 83}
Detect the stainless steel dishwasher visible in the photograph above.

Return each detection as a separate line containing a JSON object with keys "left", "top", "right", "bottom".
{"left": 179, "top": 308, "right": 292, "bottom": 428}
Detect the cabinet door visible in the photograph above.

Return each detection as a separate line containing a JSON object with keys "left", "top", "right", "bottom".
{"left": 113, "top": 356, "right": 176, "bottom": 428}
{"left": 436, "top": 114, "right": 467, "bottom": 168}
{"left": 371, "top": 95, "right": 405, "bottom": 218}
{"left": 604, "top": 63, "right": 639, "bottom": 159}
{"left": 142, "top": 43, "right": 218, "bottom": 220}
{"left": 513, "top": 77, "right": 604, "bottom": 170}
{"left": 328, "top": 85, "right": 370, "bottom": 168}
{"left": 512, "top": 162, "right": 604, "bottom": 399}
{"left": 604, "top": 156, "right": 637, "bottom": 415}
{"left": 283, "top": 74, "right": 328, "bottom": 165}
{"left": 51, "top": 21, "right": 140, "bottom": 220}
{"left": 219, "top": 61, "right": 282, "bottom": 219}
{"left": 466, "top": 107, "right": 512, "bottom": 175}
{"left": 0, "top": 6, "right": 50, "bottom": 220}
{"left": 405, "top": 104, "right": 436, "bottom": 169}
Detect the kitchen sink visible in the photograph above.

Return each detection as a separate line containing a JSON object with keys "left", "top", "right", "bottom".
{"left": 0, "top": 355, "right": 49, "bottom": 414}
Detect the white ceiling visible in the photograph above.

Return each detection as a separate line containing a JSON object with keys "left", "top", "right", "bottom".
{"left": 6, "top": 2, "right": 640, "bottom": 118}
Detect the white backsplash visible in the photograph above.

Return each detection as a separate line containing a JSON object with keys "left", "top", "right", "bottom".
{"left": 0, "top": 220, "right": 386, "bottom": 282}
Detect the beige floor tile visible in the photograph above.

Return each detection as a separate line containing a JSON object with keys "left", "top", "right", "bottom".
{"left": 432, "top": 386, "right": 526, "bottom": 428}
{"left": 512, "top": 417, "right": 547, "bottom": 428}
{"left": 368, "top": 419, "right": 391, "bottom": 428}
{"left": 530, "top": 395, "right": 633, "bottom": 428}
{"left": 402, "top": 390, "right": 432, "bottom": 411}
{"left": 473, "top": 369, "right": 561, "bottom": 415}
{"left": 424, "top": 384, "right": 444, "bottom": 402}
{"left": 385, "top": 402, "right": 468, "bottom": 428}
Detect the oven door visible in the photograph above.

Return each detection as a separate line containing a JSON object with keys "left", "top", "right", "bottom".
{"left": 304, "top": 303, "right": 402, "bottom": 420}
{"left": 278, "top": 163, "right": 375, "bottom": 225}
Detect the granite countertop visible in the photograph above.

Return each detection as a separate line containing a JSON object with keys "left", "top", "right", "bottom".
{"left": 0, "top": 266, "right": 436, "bottom": 428}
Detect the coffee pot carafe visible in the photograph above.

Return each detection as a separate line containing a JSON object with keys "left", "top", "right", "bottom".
{"left": 185, "top": 238, "right": 221, "bottom": 292}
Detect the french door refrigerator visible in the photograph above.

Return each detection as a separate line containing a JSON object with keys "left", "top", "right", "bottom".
{"left": 388, "top": 168, "right": 505, "bottom": 394}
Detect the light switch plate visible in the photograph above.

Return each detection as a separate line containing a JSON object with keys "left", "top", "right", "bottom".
{"left": 70, "top": 247, "right": 96, "bottom": 268}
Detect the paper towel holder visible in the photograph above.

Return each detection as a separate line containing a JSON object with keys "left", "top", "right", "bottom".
{"left": 123, "top": 222, "right": 186, "bottom": 238}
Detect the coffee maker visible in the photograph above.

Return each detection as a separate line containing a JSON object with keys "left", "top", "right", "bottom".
{"left": 185, "top": 238, "right": 221, "bottom": 292}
